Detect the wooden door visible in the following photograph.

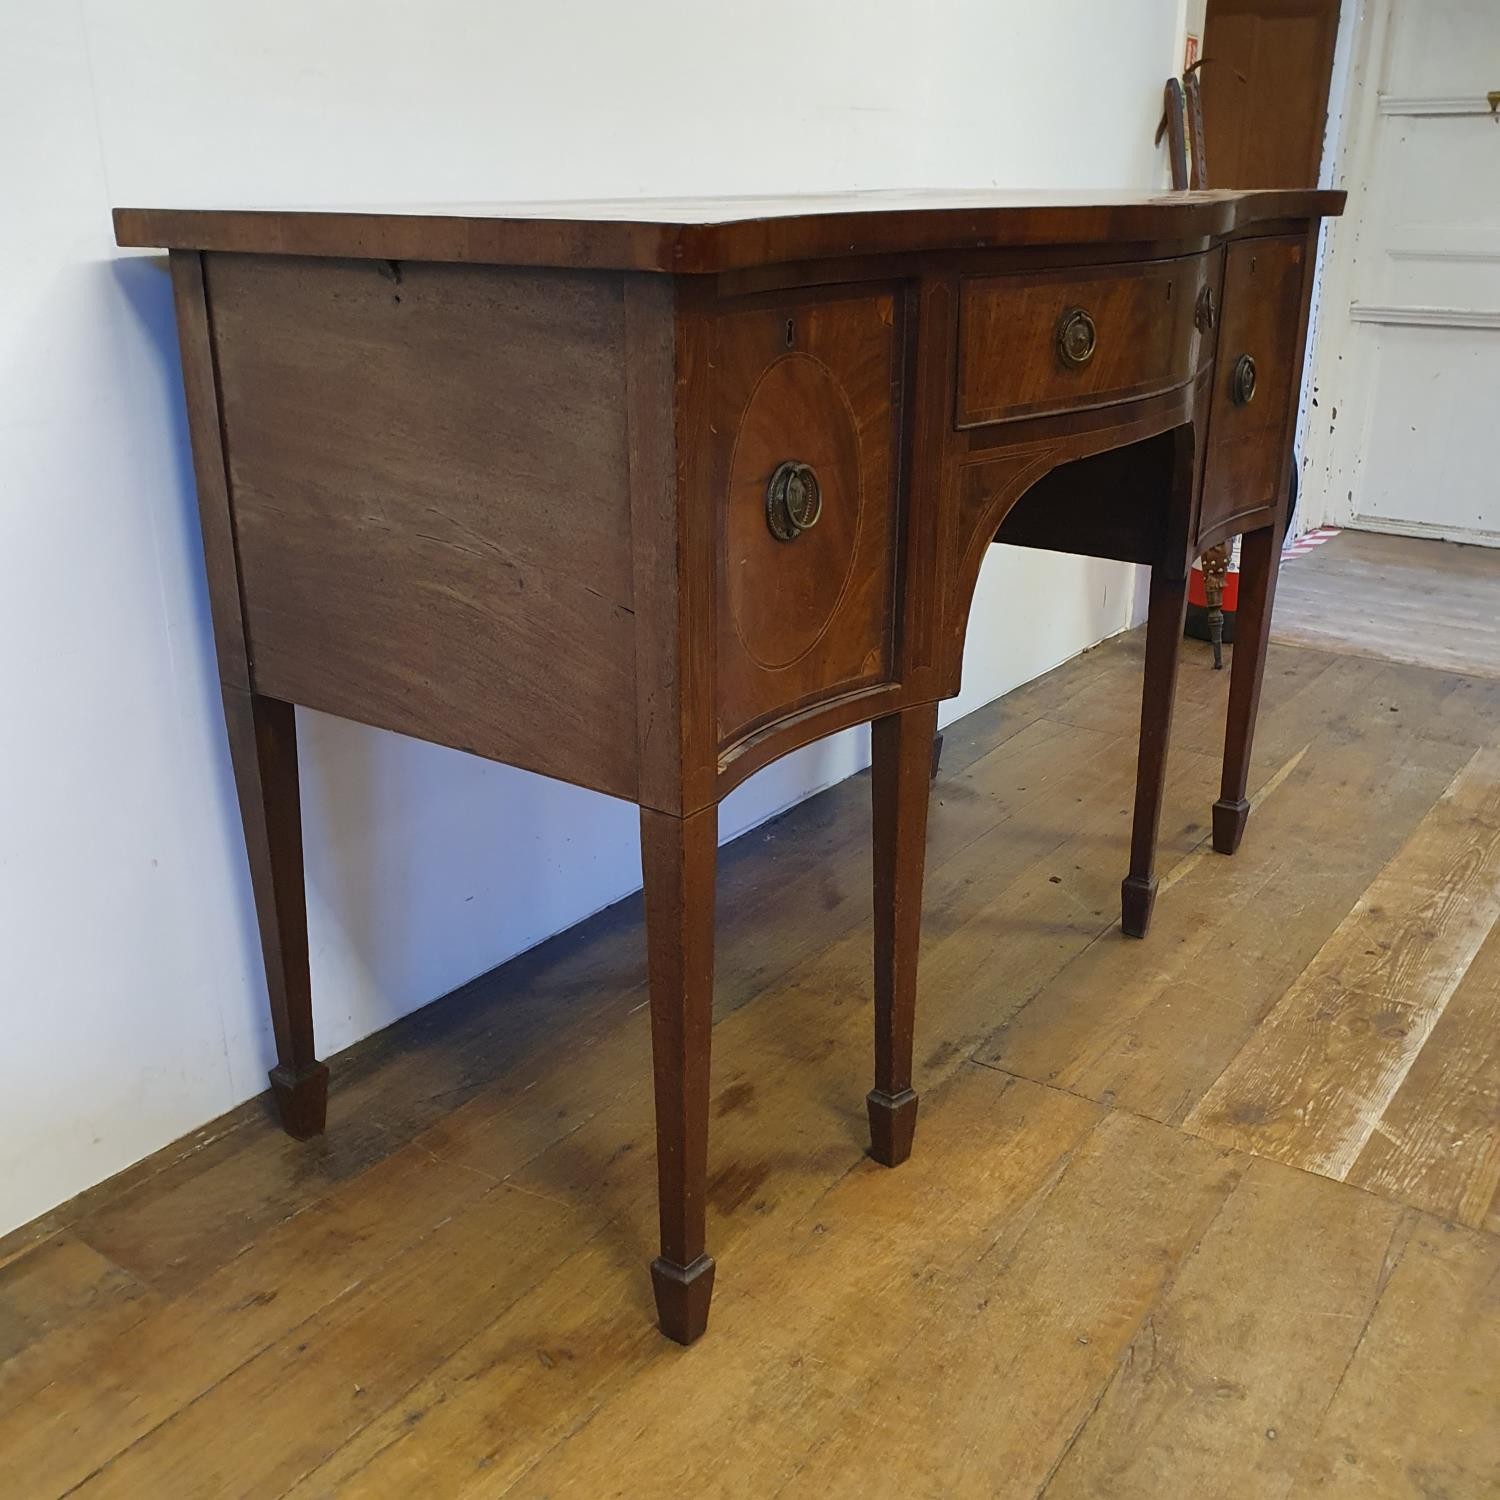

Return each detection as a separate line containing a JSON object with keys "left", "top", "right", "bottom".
{"left": 1332, "top": 0, "right": 1500, "bottom": 544}
{"left": 1200, "top": 0, "right": 1341, "bottom": 188}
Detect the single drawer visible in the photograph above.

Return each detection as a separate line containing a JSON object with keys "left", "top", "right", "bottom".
{"left": 956, "top": 254, "right": 1212, "bottom": 428}
{"left": 1199, "top": 236, "right": 1310, "bottom": 540}
{"left": 714, "top": 290, "right": 903, "bottom": 748}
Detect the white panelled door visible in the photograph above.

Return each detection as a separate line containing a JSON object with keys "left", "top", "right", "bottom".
{"left": 1335, "top": 0, "right": 1500, "bottom": 545}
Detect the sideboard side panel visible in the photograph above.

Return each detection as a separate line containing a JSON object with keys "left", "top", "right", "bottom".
{"left": 169, "top": 249, "right": 251, "bottom": 693}
{"left": 207, "top": 254, "right": 639, "bottom": 799}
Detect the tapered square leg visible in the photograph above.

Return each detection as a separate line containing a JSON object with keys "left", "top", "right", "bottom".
{"left": 1120, "top": 874, "right": 1158, "bottom": 940}
{"left": 869, "top": 701, "right": 939, "bottom": 1166}
{"left": 269, "top": 1061, "right": 330, "bottom": 1140}
{"left": 867, "top": 1087, "right": 919, "bottom": 1167}
{"left": 1123, "top": 569, "right": 1189, "bottom": 938}
{"left": 1212, "top": 797, "right": 1252, "bottom": 855}
{"left": 1216, "top": 524, "right": 1283, "bottom": 855}
{"left": 641, "top": 804, "right": 718, "bottom": 1345}
{"left": 223, "top": 690, "right": 326, "bottom": 1136}
{"left": 650, "top": 1253, "right": 716, "bottom": 1346}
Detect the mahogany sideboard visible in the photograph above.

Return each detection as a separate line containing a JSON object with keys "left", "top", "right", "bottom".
{"left": 115, "top": 188, "right": 1343, "bottom": 1343}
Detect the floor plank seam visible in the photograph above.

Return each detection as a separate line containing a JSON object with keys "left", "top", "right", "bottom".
{"left": 1182, "top": 740, "right": 1500, "bottom": 1186}
{"left": 493, "top": 1392, "right": 622, "bottom": 1500}
{"left": 935, "top": 729, "right": 1326, "bottom": 1078}
{"left": 1033, "top": 1154, "right": 1249, "bottom": 1499}
{"left": 46, "top": 1173, "right": 556, "bottom": 1496}
{"left": 965, "top": 1055, "right": 1218, "bottom": 1145}
{"left": 954, "top": 907, "right": 1140, "bottom": 1075}
{"left": 1171, "top": 1106, "right": 1500, "bottom": 1237}
{"left": 968, "top": 1111, "right": 1110, "bottom": 1286}
{"left": 1270, "top": 633, "right": 1500, "bottom": 684}
{"left": 1031, "top": 1344, "right": 1122, "bottom": 1499}
{"left": 816, "top": 1114, "right": 1112, "bottom": 1498}
{"left": 485, "top": 1142, "right": 885, "bottom": 1498}
{"left": 967, "top": 1057, "right": 1500, "bottom": 1243}
{"left": 285, "top": 1213, "right": 640, "bottom": 1500}
{"left": 74, "top": 1196, "right": 635, "bottom": 1500}
{"left": 1286, "top": 1205, "right": 1423, "bottom": 1486}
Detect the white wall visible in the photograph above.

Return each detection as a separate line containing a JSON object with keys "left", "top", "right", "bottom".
{"left": 1, "top": 0, "right": 1185, "bottom": 1236}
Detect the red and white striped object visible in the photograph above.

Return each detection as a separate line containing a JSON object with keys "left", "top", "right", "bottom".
{"left": 1189, "top": 527, "right": 1340, "bottom": 616}
{"left": 1282, "top": 525, "right": 1340, "bottom": 560}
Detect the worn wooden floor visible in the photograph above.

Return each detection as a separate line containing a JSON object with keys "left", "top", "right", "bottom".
{"left": 5, "top": 550, "right": 1499, "bottom": 1497}
{"left": 1274, "top": 526, "right": 1500, "bottom": 680}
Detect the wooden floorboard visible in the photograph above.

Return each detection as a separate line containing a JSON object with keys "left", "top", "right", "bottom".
{"left": 1185, "top": 742, "right": 1500, "bottom": 1179}
{"left": 1346, "top": 916, "right": 1500, "bottom": 1232}
{"left": 1274, "top": 527, "right": 1500, "bottom": 681}
{"left": 1291, "top": 1213, "right": 1500, "bottom": 1498}
{"left": 1042, "top": 1158, "right": 1408, "bottom": 1500}
{"left": 4, "top": 532, "right": 1498, "bottom": 1496}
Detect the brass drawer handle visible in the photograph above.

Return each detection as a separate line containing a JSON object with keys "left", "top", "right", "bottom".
{"left": 1056, "top": 307, "right": 1097, "bottom": 369}
{"left": 766, "top": 460, "right": 822, "bottom": 541}
{"left": 1195, "top": 283, "right": 1216, "bottom": 332}
{"left": 1231, "top": 353, "right": 1257, "bottom": 407}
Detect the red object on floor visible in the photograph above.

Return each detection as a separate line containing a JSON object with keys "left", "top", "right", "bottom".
{"left": 1188, "top": 564, "right": 1240, "bottom": 612}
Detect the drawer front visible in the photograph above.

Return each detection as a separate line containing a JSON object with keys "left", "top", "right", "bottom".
{"left": 714, "top": 291, "right": 902, "bottom": 749}
{"left": 956, "top": 254, "right": 1211, "bottom": 428}
{"left": 1199, "top": 236, "right": 1309, "bottom": 539}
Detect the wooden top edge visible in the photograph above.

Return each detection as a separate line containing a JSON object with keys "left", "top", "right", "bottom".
{"left": 113, "top": 189, "right": 1345, "bottom": 273}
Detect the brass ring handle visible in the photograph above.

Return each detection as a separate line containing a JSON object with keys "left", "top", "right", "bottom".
{"left": 1231, "top": 353, "right": 1257, "bottom": 407}
{"left": 766, "top": 460, "right": 822, "bottom": 542}
{"left": 1195, "top": 283, "right": 1216, "bottom": 333}
{"left": 1056, "top": 307, "right": 1098, "bottom": 369}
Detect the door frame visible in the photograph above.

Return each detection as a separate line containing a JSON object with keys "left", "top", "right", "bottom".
{"left": 1298, "top": 0, "right": 1497, "bottom": 539}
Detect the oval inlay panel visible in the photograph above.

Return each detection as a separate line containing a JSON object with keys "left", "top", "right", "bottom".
{"left": 725, "top": 352, "right": 864, "bottom": 671}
